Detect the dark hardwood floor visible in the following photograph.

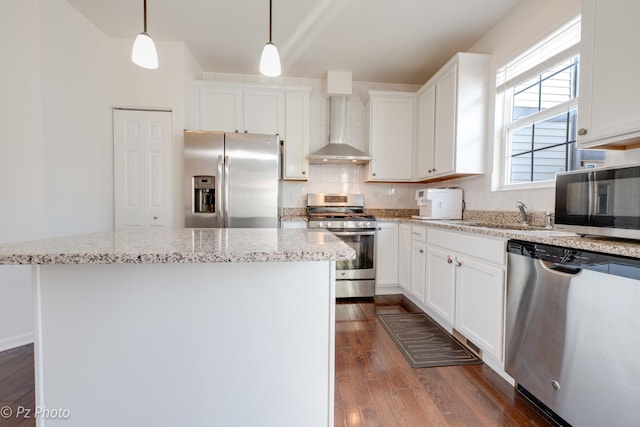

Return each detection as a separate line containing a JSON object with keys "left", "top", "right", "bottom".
{"left": 335, "top": 295, "right": 553, "bottom": 427}
{"left": 0, "top": 295, "right": 552, "bottom": 427}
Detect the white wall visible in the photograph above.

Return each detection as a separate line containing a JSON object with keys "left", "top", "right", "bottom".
{"left": 429, "top": 0, "right": 583, "bottom": 214}
{"left": 0, "top": 0, "right": 111, "bottom": 350}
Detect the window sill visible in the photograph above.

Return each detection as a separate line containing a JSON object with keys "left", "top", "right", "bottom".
{"left": 493, "top": 180, "right": 555, "bottom": 192}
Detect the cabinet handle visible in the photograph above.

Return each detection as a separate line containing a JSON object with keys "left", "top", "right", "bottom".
{"left": 447, "top": 257, "right": 453, "bottom": 264}
{"left": 419, "top": 249, "right": 424, "bottom": 254}
{"left": 432, "top": 168, "right": 436, "bottom": 172}
{"left": 153, "top": 216, "right": 158, "bottom": 220}
{"left": 428, "top": 169, "right": 432, "bottom": 173}
{"left": 578, "top": 128, "right": 587, "bottom": 136}
{"left": 372, "top": 172, "right": 377, "bottom": 177}
{"left": 244, "top": 130, "right": 248, "bottom": 133}
{"left": 235, "top": 129, "right": 239, "bottom": 133}
{"left": 455, "top": 260, "right": 462, "bottom": 267}
{"left": 378, "top": 227, "right": 382, "bottom": 230}
{"left": 302, "top": 171, "right": 306, "bottom": 175}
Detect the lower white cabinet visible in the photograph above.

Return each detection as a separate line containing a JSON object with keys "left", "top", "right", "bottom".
{"left": 375, "top": 222, "right": 399, "bottom": 292}
{"left": 425, "top": 245, "right": 456, "bottom": 326}
{"left": 280, "top": 221, "right": 307, "bottom": 229}
{"left": 398, "top": 223, "right": 411, "bottom": 293}
{"left": 426, "top": 228, "right": 506, "bottom": 362}
{"left": 454, "top": 255, "right": 504, "bottom": 361}
{"left": 410, "top": 225, "right": 427, "bottom": 302}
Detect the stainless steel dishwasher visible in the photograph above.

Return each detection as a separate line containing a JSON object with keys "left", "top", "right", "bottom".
{"left": 506, "top": 240, "right": 640, "bottom": 427}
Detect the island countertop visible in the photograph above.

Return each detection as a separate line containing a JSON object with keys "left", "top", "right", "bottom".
{"left": 0, "top": 228, "right": 356, "bottom": 265}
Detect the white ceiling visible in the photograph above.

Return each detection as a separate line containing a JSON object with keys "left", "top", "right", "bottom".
{"left": 67, "top": 0, "right": 522, "bottom": 84}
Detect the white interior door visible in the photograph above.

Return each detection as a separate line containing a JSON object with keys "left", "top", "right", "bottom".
{"left": 113, "top": 109, "right": 172, "bottom": 229}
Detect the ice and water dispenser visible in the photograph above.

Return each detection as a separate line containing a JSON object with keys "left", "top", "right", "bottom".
{"left": 193, "top": 176, "right": 215, "bottom": 213}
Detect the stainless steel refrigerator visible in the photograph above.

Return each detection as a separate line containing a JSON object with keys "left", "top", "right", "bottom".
{"left": 184, "top": 130, "right": 281, "bottom": 228}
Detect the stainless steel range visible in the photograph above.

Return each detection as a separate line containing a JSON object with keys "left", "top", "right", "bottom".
{"left": 307, "top": 193, "right": 376, "bottom": 298}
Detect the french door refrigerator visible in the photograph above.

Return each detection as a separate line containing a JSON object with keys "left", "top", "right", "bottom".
{"left": 184, "top": 130, "right": 281, "bottom": 228}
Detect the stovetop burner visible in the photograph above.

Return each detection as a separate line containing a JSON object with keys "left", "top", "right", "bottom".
{"left": 306, "top": 193, "right": 376, "bottom": 229}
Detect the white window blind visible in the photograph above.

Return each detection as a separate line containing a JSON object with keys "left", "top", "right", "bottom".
{"left": 497, "top": 16, "right": 581, "bottom": 90}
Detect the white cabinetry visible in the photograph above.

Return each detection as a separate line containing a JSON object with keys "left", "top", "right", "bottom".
{"left": 577, "top": 0, "right": 640, "bottom": 149}
{"left": 280, "top": 221, "right": 307, "bottom": 229}
{"left": 425, "top": 244, "right": 456, "bottom": 326}
{"left": 375, "top": 222, "right": 399, "bottom": 293}
{"left": 409, "top": 224, "right": 427, "bottom": 302}
{"left": 414, "top": 53, "right": 489, "bottom": 181}
{"left": 367, "top": 91, "right": 415, "bottom": 181}
{"left": 426, "top": 228, "right": 506, "bottom": 362}
{"left": 282, "top": 90, "right": 310, "bottom": 180}
{"left": 197, "top": 83, "right": 284, "bottom": 135}
{"left": 398, "top": 223, "right": 411, "bottom": 293}
{"left": 195, "top": 82, "right": 311, "bottom": 181}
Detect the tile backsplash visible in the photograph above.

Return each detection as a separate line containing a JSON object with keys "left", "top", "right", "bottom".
{"left": 282, "top": 164, "right": 426, "bottom": 208}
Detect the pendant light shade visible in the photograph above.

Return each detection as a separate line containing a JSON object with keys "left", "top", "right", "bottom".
{"left": 260, "top": 42, "right": 281, "bottom": 77}
{"left": 259, "top": 0, "right": 281, "bottom": 76}
{"left": 132, "top": 0, "right": 158, "bottom": 69}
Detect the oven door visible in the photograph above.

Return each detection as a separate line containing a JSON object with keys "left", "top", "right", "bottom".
{"left": 329, "top": 229, "right": 376, "bottom": 280}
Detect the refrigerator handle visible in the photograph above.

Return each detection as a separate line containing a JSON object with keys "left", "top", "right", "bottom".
{"left": 217, "top": 155, "right": 224, "bottom": 227}
{"left": 224, "top": 155, "right": 230, "bottom": 228}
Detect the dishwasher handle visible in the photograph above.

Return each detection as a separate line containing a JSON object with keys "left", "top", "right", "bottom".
{"left": 540, "top": 260, "right": 582, "bottom": 276}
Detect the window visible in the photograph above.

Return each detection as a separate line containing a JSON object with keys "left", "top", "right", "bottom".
{"left": 496, "top": 16, "right": 604, "bottom": 188}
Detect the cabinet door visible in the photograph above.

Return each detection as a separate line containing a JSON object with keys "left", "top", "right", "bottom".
{"left": 280, "top": 221, "right": 307, "bottom": 229}
{"left": 368, "top": 94, "right": 415, "bottom": 181}
{"left": 375, "top": 223, "right": 399, "bottom": 288}
{"left": 433, "top": 64, "right": 457, "bottom": 177}
{"left": 283, "top": 91, "right": 310, "bottom": 180}
{"left": 415, "top": 84, "right": 436, "bottom": 180}
{"left": 197, "top": 85, "right": 243, "bottom": 132}
{"left": 410, "top": 239, "right": 427, "bottom": 302}
{"left": 243, "top": 89, "right": 285, "bottom": 135}
{"left": 455, "top": 255, "right": 505, "bottom": 361}
{"left": 398, "top": 224, "right": 411, "bottom": 293}
{"left": 114, "top": 109, "right": 173, "bottom": 229}
{"left": 425, "top": 245, "right": 456, "bottom": 326}
{"left": 577, "top": 0, "right": 640, "bottom": 148}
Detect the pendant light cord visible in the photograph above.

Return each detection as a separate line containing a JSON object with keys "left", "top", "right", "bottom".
{"left": 269, "top": 0, "right": 273, "bottom": 43}
{"left": 143, "top": 0, "right": 148, "bottom": 33}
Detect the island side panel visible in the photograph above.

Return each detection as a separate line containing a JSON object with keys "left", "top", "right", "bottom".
{"left": 33, "top": 261, "right": 335, "bottom": 427}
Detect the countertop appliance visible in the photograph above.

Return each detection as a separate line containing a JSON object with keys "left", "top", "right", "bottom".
{"left": 307, "top": 193, "right": 376, "bottom": 298}
{"left": 412, "top": 188, "right": 463, "bottom": 220}
{"left": 506, "top": 240, "right": 640, "bottom": 426}
{"left": 184, "top": 130, "right": 280, "bottom": 228}
{"left": 555, "top": 163, "right": 640, "bottom": 239}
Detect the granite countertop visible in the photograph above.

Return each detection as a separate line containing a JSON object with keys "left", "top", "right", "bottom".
{"left": 378, "top": 218, "right": 640, "bottom": 259}
{"left": 0, "top": 228, "right": 355, "bottom": 265}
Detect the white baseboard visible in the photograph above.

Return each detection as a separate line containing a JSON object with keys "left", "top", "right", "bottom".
{"left": 374, "top": 285, "right": 402, "bottom": 295}
{"left": 0, "top": 332, "right": 34, "bottom": 352}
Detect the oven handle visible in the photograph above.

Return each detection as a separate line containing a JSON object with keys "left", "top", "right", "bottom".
{"left": 329, "top": 230, "right": 375, "bottom": 236}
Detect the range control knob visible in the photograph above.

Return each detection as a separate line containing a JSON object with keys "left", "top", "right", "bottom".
{"left": 326, "top": 222, "right": 332, "bottom": 228}
{"left": 363, "top": 222, "right": 370, "bottom": 228}
{"left": 356, "top": 221, "right": 364, "bottom": 227}
{"left": 317, "top": 222, "right": 325, "bottom": 228}
{"left": 341, "top": 222, "right": 347, "bottom": 227}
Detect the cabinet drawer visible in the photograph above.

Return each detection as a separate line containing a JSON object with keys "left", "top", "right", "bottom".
{"left": 428, "top": 228, "right": 506, "bottom": 265}
{"left": 411, "top": 224, "right": 427, "bottom": 242}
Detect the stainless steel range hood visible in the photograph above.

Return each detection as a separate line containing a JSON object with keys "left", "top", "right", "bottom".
{"left": 309, "top": 96, "right": 372, "bottom": 165}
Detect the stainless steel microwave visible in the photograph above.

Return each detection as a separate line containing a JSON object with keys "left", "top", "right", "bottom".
{"left": 555, "top": 164, "right": 640, "bottom": 240}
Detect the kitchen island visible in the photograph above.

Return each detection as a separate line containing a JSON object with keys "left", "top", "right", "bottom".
{"left": 0, "top": 228, "right": 354, "bottom": 427}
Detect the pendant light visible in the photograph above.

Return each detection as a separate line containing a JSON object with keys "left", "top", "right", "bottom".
{"left": 259, "top": 0, "right": 281, "bottom": 77}
{"left": 132, "top": 0, "right": 158, "bottom": 69}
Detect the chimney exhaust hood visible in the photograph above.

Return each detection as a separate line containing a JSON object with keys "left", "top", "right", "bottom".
{"left": 309, "top": 71, "right": 372, "bottom": 165}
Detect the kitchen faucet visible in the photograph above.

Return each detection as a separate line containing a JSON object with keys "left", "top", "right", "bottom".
{"left": 516, "top": 201, "right": 529, "bottom": 226}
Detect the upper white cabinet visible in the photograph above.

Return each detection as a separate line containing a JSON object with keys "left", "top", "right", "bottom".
{"left": 197, "top": 83, "right": 284, "bottom": 135}
{"left": 414, "top": 53, "right": 489, "bottom": 181}
{"left": 577, "top": 0, "right": 640, "bottom": 149}
{"left": 195, "top": 82, "right": 311, "bottom": 181}
{"left": 282, "top": 90, "right": 310, "bottom": 180}
{"left": 367, "top": 91, "right": 415, "bottom": 182}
